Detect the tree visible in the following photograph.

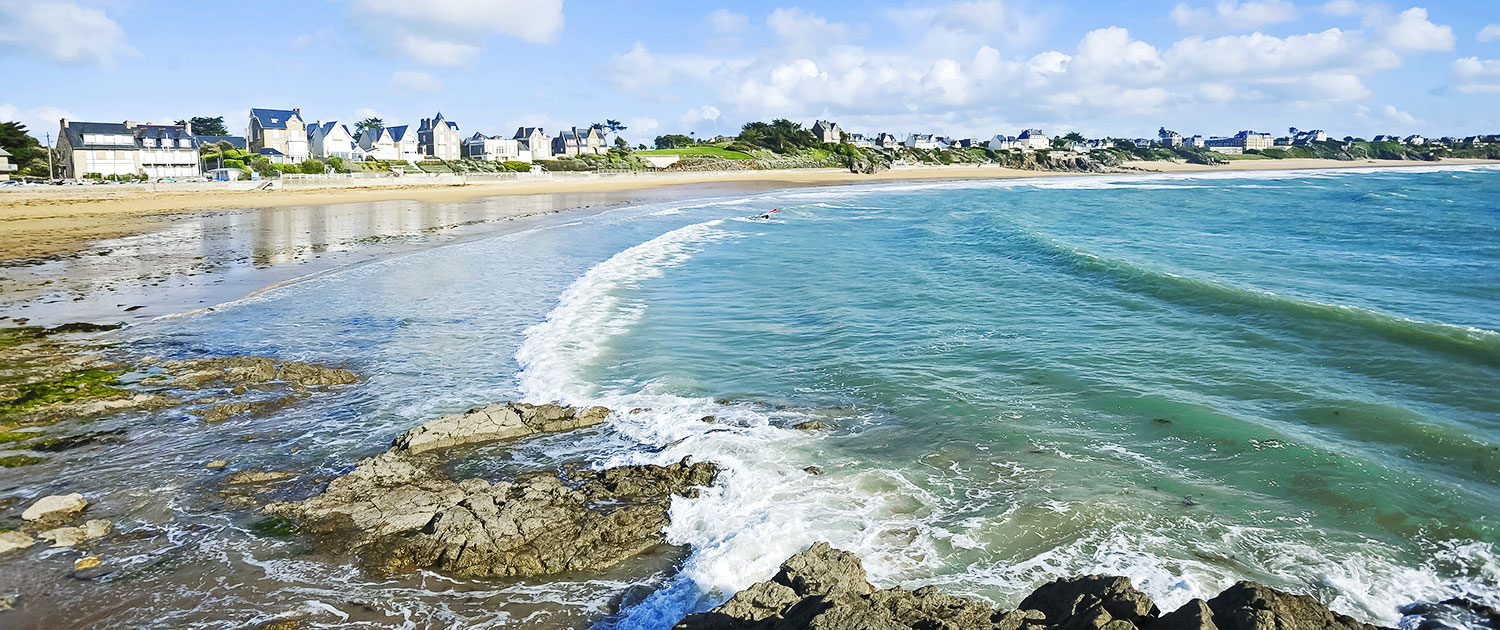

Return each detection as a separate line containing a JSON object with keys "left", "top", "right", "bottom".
{"left": 356, "top": 117, "right": 384, "bottom": 133}
{"left": 614, "top": 136, "right": 629, "bottom": 151}
{"left": 654, "top": 134, "right": 695, "bottom": 149}
{"left": 1062, "top": 132, "right": 1085, "bottom": 143}
{"left": 737, "top": 119, "right": 816, "bottom": 154}
{"left": 0, "top": 121, "right": 47, "bottom": 175}
{"left": 175, "top": 116, "right": 229, "bottom": 136}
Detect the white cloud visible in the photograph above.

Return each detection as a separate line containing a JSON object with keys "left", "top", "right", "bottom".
{"left": 1320, "top": 0, "right": 1363, "bottom": 17}
{"left": 624, "top": 117, "right": 660, "bottom": 139}
{"left": 0, "top": 103, "right": 73, "bottom": 140}
{"left": 1481, "top": 24, "right": 1500, "bottom": 43}
{"left": 351, "top": 0, "right": 564, "bottom": 66}
{"left": 1452, "top": 56, "right": 1500, "bottom": 94}
{"left": 1170, "top": 0, "right": 1299, "bottom": 31}
{"left": 677, "top": 105, "right": 723, "bottom": 131}
{"left": 767, "top": 8, "right": 858, "bottom": 47}
{"left": 607, "top": 43, "right": 673, "bottom": 93}
{"left": 1380, "top": 7, "right": 1453, "bottom": 52}
{"left": 389, "top": 70, "right": 444, "bottom": 92}
{"left": 1382, "top": 104, "right": 1417, "bottom": 124}
{"left": 0, "top": 0, "right": 137, "bottom": 67}
{"left": 707, "top": 9, "right": 749, "bottom": 33}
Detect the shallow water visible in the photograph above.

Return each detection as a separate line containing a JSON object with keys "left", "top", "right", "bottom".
{"left": 3, "top": 166, "right": 1497, "bottom": 628}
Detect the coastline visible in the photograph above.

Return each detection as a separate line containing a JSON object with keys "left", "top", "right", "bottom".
{"left": 3, "top": 157, "right": 1494, "bottom": 263}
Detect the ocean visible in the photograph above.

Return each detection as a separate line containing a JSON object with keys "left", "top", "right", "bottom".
{"left": 48, "top": 165, "right": 1500, "bottom": 628}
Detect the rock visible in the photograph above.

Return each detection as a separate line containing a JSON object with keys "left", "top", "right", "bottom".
{"left": 276, "top": 361, "right": 358, "bottom": 387}
{"left": 224, "top": 469, "right": 296, "bottom": 485}
{"left": 165, "top": 356, "right": 278, "bottom": 388}
{"left": 1151, "top": 599, "right": 1220, "bottom": 630}
{"left": 676, "top": 542, "right": 1012, "bottom": 630}
{"left": 1019, "top": 575, "right": 1160, "bottom": 630}
{"left": 265, "top": 452, "right": 717, "bottom": 578}
{"left": 38, "top": 519, "right": 112, "bottom": 547}
{"left": 0, "top": 530, "right": 35, "bottom": 555}
{"left": 391, "top": 402, "right": 612, "bottom": 454}
{"left": 21, "top": 493, "right": 87, "bottom": 524}
{"left": 803, "top": 466, "right": 823, "bottom": 475}
{"left": 200, "top": 395, "right": 303, "bottom": 423}
{"left": 701, "top": 415, "right": 718, "bottom": 423}
{"left": 73, "top": 554, "right": 102, "bottom": 570}
{"left": 792, "top": 420, "right": 824, "bottom": 431}
{"left": 1400, "top": 599, "right": 1500, "bottom": 630}
{"left": 1206, "top": 582, "right": 1383, "bottom": 630}
{"left": 205, "top": 459, "right": 228, "bottom": 470}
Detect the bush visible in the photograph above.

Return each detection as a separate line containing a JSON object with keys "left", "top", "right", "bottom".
{"left": 223, "top": 159, "right": 244, "bottom": 170}
{"left": 327, "top": 156, "right": 347, "bottom": 173}
{"left": 299, "top": 159, "right": 325, "bottom": 174}
{"left": 502, "top": 160, "right": 532, "bottom": 172}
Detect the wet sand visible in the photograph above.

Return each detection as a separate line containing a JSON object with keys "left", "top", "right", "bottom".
{"left": 4, "top": 159, "right": 1493, "bottom": 263}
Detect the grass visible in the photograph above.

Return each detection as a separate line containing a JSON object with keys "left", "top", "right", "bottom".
{"left": 636, "top": 147, "right": 756, "bottom": 160}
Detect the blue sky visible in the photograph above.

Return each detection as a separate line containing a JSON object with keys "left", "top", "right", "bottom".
{"left": 2, "top": 0, "right": 1498, "bottom": 144}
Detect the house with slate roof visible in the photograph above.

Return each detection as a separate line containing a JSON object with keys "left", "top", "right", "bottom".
{"left": 811, "top": 120, "right": 843, "bottom": 144}
{"left": 248, "top": 108, "right": 308, "bottom": 163}
{"left": 514, "top": 127, "right": 553, "bottom": 159}
{"left": 552, "top": 126, "right": 607, "bottom": 157}
{"left": 356, "top": 127, "right": 399, "bottom": 161}
{"left": 387, "top": 125, "right": 420, "bottom": 162}
{"left": 462, "top": 132, "right": 532, "bottom": 162}
{"left": 309, "top": 121, "right": 361, "bottom": 161}
{"left": 418, "top": 112, "right": 462, "bottom": 160}
{"left": 56, "top": 118, "right": 199, "bottom": 179}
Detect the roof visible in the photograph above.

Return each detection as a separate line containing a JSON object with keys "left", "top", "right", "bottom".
{"left": 257, "top": 148, "right": 285, "bottom": 156}
{"left": 0, "top": 147, "right": 10, "bottom": 157}
{"left": 419, "top": 113, "right": 459, "bottom": 133}
{"left": 61, "top": 121, "right": 139, "bottom": 149}
{"left": 387, "top": 125, "right": 412, "bottom": 142}
{"left": 514, "top": 127, "right": 544, "bottom": 139}
{"left": 250, "top": 108, "right": 299, "bottom": 130}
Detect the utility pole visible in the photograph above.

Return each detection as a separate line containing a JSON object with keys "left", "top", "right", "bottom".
{"left": 45, "top": 132, "right": 54, "bottom": 181}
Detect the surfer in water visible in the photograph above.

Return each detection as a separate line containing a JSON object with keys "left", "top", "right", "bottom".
{"left": 754, "top": 208, "right": 781, "bottom": 220}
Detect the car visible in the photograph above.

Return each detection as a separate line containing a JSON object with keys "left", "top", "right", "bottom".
{"left": 0, "top": 180, "right": 20, "bottom": 186}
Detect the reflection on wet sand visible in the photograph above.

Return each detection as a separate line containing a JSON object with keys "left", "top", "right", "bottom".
{"left": 0, "top": 184, "right": 780, "bottom": 326}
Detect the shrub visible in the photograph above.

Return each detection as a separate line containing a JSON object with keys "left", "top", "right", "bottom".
{"left": 223, "top": 159, "right": 244, "bottom": 170}
{"left": 502, "top": 160, "right": 532, "bottom": 172}
{"left": 299, "top": 159, "right": 325, "bottom": 174}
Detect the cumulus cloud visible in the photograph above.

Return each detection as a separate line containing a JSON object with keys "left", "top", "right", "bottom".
{"left": 1452, "top": 56, "right": 1500, "bottom": 94}
{"left": 1380, "top": 7, "right": 1453, "bottom": 52}
{"left": 351, "top": 0, "right": 564, "bottom": 66}
{"left": 1382, "top": 104, "right": 1418, "bottom": 124}
{"left": 0, "top": 103, "right": 73, "bottom": 139}
{"left": 1481, "top": 24, "right": 1500, "bottom": 43}
{"left": 607, "top": 43, "right": 673, "bottom": 93}
{"left": 389, "top": 70, "right": 444, "bottom": 92}
{"left": 0, "top": 0, "right": 137, "bottom": 67}
{"left": 1170, "top": 0, "right": 1299, "bottom": 31}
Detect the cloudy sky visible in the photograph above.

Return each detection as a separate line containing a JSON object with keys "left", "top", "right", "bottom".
{"left": 2, "top": 0, "right": 1498, "bottom": 143}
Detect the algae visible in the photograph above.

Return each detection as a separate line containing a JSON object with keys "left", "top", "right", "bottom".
{"left": 0, "top": 368, "right": 129, "bottom": 420}
{"left": 0, "top": 454, "right": 44, "bottom": 467}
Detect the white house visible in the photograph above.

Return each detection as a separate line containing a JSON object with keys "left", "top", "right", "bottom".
{"left": 1017, "top": 129, "right": 1051, "bottom": 150}
{"left": 904, "top": 133, "right": 941, "bottom": 149}
{"left": 1404, "top": 135, "right": 1426, "bottom": 145}
{"left": 811, "top": 120, "right": 843, "bottom": 143}
{"left": 1185, "top": 135, "right": 1205, "bottom": 148}
{"left": 387, "top": 125, "right": 420, "bottom": 161}
{"left": 1205, "top": 130, "right": 1273, "bottom": 151}
{"left": 847, "top": 133, "right": 874, "bottom": 148}
{"left": 462, "top": 133, "right": 532, "bottom": 162}
{"left": 309, "top": 121, "right": 361, "bottom": 161}
{"left": 989, "top": 135, "right": 1019, "bottom": 150}
{"left": 57, "top": 119, "right": 199, "bottom": 179}
{"left": 514, "top": 127, "right": 553, "bottom": 159}
{"left": 356, "top": 127, "right": 399, "bottom": 161}
{"left": 1158, "top": 127, "right": 1183, "bottom": 147}
{"left": 875, "top": 133, "right": 901, "bottom": 149}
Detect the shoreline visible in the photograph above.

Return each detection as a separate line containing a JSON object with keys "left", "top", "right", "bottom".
{"left": 3, "top": 158, "right": 1494, "bottom": 263}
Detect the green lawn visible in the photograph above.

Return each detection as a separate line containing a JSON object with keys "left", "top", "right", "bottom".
{"left": 636, "top": 147, "right": 756, "bottom": 160}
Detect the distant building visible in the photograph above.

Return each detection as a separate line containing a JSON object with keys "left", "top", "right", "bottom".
{"left": 248, "top": 108, "right": 309, "bottom": 163}
{"left": 387, "top": 125, "right": 420, "bottom": 161}
{"left": 1017, "top": 129, "right": 1051, "bottom": 150}
{"left": 514, "top": 127, "right": 553, "bottom": 159}
{"left": 875, "top": 133, "right": 901, "bottom": 149}
{"left": 951, "top": 138, "right": 976, "bottom": 149}
{"left": 553, "top": 126, "right": 607, "bottom": 156}
{"left": 0, "top": 147, "right": 16, "bottom": 180}
{"left": 356, "top": 127, "right": 399, "bottom": 161}
{"left": 1372, "top": 135, "right": 1398, "bottom": 143}
{"left": 1403, "top": 135, "right": 1426, "bottom": 145}
{"left": 1205, "top": 130, "right": 1273, "bottom": 151}
{"left": 1185, "top": 135, "right": 1205, "bottom": 148}
{"left": 1158, "top": 127, "right": 1183, "bottom": 147}
{"left": 904, "top": 133, "right": 941, "bottom": 149}
{"left": 56, "top": 119, "right": 199, "bottom": 179}
{"left": 418, "top": 112, "right": 462, "bottom": 160}
{"left": 462, "top": 133, "right": 531, "bottom": 162}
{"left": 811, "top": 119, "right": 843, "bottom": 144}
{"left": 1274, "top": 137, "right": 1293, "bottom": 146}
{"left": 1292, "top": 129, "right": 1327, "bottom": 145}
{"left": 308, "top": 121, "right": 361, "bottom": 161}
{"left": 847, "top": 133, "right": 875, "bottom": 148}
{"left": 989, "top": 135, "right": 1018, "bottom": 150}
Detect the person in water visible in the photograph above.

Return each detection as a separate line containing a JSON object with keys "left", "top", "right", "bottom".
{"left": 756, "top": 208, "right": 781, "bottom": 219}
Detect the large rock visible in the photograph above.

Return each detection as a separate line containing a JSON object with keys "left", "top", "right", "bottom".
{"left": 21, "top": 493, "right": 87, "bottom": 524}
{"left": 1205, "top": 582, "right": 1383, "bottom": 630}
{"left": 162, "top": 356, "right": 357, "bottom": 389}
{"left": 265, "top": 452, "right": 717, "bottom": 578}
{"left": 1150, "top": 600, "right": 1219, "bottom": 630}
{"left": 1019, "top": 575, "right": 1159, "bottom": 630}
{"left": 0, "top": 530, "right": 34, "bottom": 555}
{"left": 675, "top": 542, "right": 1024, "bottom": 630}
{"left": 37, "top": 519, "right": 112, "bottom": 548}
{"left": 391, "top": 402, "right": 612, "bottom": 454}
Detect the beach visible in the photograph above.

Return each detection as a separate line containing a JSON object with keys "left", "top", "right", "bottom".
{"left": 3, "top": 158, "right": 1493, "bottom": 263}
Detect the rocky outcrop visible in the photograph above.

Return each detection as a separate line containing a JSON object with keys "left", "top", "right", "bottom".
{"left": 161, "top": 356, "right": 357, "bottom": 390}
{"left": 21, "top": 493, "right": 87, "bottom": 524}
{"left": 674, "top": 544, "right": 1392, "bottom": 630}
{"left": 265, "top": 451, "right": 717, "bottom": 578}
{"left": 0, "top": 531, "right": 34, "bottom": 555}
{"left": 37, "top": 519, "right": 112, "bottom": 548}
{"left": 390, "top": 402, "right": 611, "bottom": 454}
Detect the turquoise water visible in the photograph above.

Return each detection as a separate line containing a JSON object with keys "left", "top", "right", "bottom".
{"left": 114, "top": 166, "right": 1498, "bottom": 628}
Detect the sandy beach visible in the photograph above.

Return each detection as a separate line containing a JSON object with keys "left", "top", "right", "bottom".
{"left": 1, "top": 158, "right": 1492, "bottom": 264}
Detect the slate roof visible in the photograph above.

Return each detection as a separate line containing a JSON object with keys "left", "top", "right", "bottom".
{"left": 387, "top": 125, "right": 412, "bottom": 142}
{"left": 514, "top": 127, "right": 544, "bottom": 139}
{"left": 257, "top": 148, "right": 285, "bottom": 157}
{"left": 250, "top": 108, "right": 299, "bottom": 130}
{"left": 61, "top": 121, "right": 139, "bottom": 149}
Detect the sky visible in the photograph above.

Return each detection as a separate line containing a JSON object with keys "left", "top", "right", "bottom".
{"left": 2, "top": 0, "right": 1499, "bottom": 145}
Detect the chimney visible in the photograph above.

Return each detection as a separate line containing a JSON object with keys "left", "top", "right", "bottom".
{"left": 183, "top": 120, "right": 193, "bottom": 135}
{"left": 60, "top": 118, "right": 69, "bottom": 129}
{"left": 124, "top": 120, "right": 137, "bottom": 129}
{"left": 293, "top": 108, "right": 301, "bottom": 118}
